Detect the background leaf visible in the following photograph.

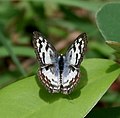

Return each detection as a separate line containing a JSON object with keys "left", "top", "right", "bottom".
{"left": 96, "top": 2, "right": 120, "bottom": 42}
{"left": 106, "top": 41, "right": 120, "bottom": 52}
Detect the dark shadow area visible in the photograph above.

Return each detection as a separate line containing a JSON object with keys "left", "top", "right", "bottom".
{"left": 79, "top": 66, "right": 88, "bottom": 89}
{"left": 86, "top": 107, "right": 120, "bottom": 118}
{"left": 106, "top": 63, "right": 120, "bottom": 73}
{"left": 35, "top": 66, "right": 88, "bottom": 103}
{"left": 63, "top": 66, "right": 88, "bottom": 100}
{"left": 35, "top": 75, "right": 61, "bottom": 103}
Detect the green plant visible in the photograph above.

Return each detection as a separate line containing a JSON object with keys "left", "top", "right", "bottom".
{"left": 0, "top": 1, "right": 120, "bottom": 118}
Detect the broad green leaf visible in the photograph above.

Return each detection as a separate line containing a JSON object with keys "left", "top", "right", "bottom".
{"left": 96, "top": 3, "right": 120, "bottom": 42}
{"left": 86, "top": 107, "right": 120, "bottom": 118}
{"left": 0, "top": 59, "right": 120, "bottom": 118}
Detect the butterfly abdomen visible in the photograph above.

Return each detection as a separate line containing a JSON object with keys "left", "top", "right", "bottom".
{"left": 58, "top": 55, "right": 64, "bottom": 79}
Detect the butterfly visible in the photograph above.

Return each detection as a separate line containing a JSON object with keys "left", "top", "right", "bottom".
{"left": 33, "top": 31, "right": 87, "bottom": 94}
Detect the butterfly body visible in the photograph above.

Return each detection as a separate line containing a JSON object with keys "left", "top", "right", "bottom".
{"left": 33, "top": 31, "right": 87, "bottom": 94}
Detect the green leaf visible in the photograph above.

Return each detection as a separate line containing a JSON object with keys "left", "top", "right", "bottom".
{"left": 86, "top": 107, "right": 120, "bottom": 118}
{"left": 106, "top": 41, "right": 120, "bottom": 52}
{"left": 96, "top": 3, "right": 120, "bottom": 42}
{"left": 0, "top": 59, "right": 120, "bottom": 118}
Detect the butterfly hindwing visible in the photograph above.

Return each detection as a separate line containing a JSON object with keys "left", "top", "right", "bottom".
{"left": 61, "top": 33, "right": 87, "bottom": 94}
{"left": 33, "top": 31, "right": 60, "bottom": 93}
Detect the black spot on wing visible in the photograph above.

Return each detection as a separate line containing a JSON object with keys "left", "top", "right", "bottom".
{"left": 45, "top": 43, "right": 49, "bottom": 51}
{"left": 39, "top": 39, "right": 43, "bottom": 47}
{"left": 76, "top": 38, "right": 79, "bottom": 44}
{"left": 75, "top": 53, "right": 78, "bottom": 64}
{"left": 80, "top": 40, "right": 82, "bottom": 45}
{"left": 42, "top": 38, "right": 45, "bottom": 43}
{"left": 78, "top": 41, "right": 83, "bottom": 53}
{"left": 42, "top": 52, "right": 45, "bottom": 63}
{"left": 69, "top": 65, "right": 75, "bottom": 72}
{"left": 72, "top": 44, "right": 76, "bottom": 52}
{"left": 37, "top": 39, "right": 43, "bottom": 53}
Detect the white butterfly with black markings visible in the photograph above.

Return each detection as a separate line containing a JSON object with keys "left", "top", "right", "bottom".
{"left": 33, "top": 31, "right": 87, "bottom": 94}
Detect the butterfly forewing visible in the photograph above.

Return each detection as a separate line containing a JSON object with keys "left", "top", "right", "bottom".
{"left": 33, "top": 31, "right": 57, "bottom": 65}
{"left": 33, "top": 31, "right": 60, "bottom": 93}
{"left": 61, "top": 33, "right": 87, "bottom": 94}
{"left": 65, "top": 33, "right": 87, "bottom": 66}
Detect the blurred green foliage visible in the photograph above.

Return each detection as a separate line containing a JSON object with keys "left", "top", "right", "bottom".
{"left": 0, "top": 1, "right": 120, "bottom": 118}
{"left": 0, "top": 1, "right": 115, "bottom": 84}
